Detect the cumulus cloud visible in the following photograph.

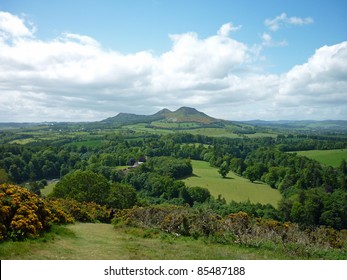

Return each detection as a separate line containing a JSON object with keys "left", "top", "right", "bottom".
{"left": 0, "top": 11, "right": 35, "bottom": 38}
{"left": 265, "top": 12, "right": 314, "bottom": 31}
{"left": 0, "top": 11, "right": 346, "bottom": 122}
{"left": 277, "top": 42, "right": 347, "bottom": 106}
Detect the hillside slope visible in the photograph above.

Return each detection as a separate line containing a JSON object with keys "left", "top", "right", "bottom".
{"left": 0, "top": 223, "right": 296, "bottom": 260}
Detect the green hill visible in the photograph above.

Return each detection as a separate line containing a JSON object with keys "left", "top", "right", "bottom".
{"left": 101, "top": 106, "right": 221, "bottom": 126}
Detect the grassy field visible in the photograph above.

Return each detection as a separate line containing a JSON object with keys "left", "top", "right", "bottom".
{"left": 0, "top": 223, "right": 311, "bottom": 260}
{"left": 183, "top": 160, "right": 282, "bottom": 208}
{"left": 40, "top": 180, "right": 58, "bottom": 197}
{"left": 150, "top": 121, "right": 200, "bottom": 129}
{"left": 118, "top": 124, "right": 277, "bottom": 139}
{"left": 295, "top": 149, "right": 347, "bottom": 167}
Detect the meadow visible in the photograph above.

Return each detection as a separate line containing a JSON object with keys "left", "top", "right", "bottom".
{"left": 183, "top": 160, "right": 282, "bottom": 208}
{"left": 295, "top": 149, "right": 347, "bottom": 167}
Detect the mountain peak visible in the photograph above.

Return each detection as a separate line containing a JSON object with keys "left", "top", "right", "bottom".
{"left": 153, "top": 108, "right": 172, "bottom": 116}
{"left": 174, "top": 107, "right": 201, "bottom": 115}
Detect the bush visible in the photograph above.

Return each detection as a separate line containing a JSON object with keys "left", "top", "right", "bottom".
{"left": 47, "top": 198, "right": 109, "bottom": 223}
{"left": 112, "top": 205, "right": 347, "bottom": 252}
{"left": 0, "top": 184, "right": 52, "bottom": 241}
{"left": 0, "top": 184, "right": 110, "bottom": 241}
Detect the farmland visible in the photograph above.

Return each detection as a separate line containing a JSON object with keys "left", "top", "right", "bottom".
{"left": 295, "top": 149, "right": 347, "bottom": 167}
{"left": 183, "top": 160, "right": 282, "bottom": 207}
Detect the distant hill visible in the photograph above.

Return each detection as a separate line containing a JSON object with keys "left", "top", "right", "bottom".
{"left": 243, "top": 120, "right": 347, "bottom": 132}
{"left": 101, "top": 106, "right": 220, "bottom": 125}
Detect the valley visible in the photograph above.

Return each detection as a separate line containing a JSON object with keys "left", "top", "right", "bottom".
{"left": 1, "top": 107, "right": 347, "bottom": 260}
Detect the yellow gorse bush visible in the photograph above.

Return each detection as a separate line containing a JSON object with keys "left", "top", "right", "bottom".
{"left": 0, "top": 184, "right": 52, "bottom": 241}
{"left": 0, "top": 184, "right": 110, "bottom": 241}
{"left": 0, "top": 184, "right": 71, "bottom": 241}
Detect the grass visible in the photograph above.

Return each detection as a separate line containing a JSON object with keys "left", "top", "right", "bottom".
{"left": 40, "top": 180, "right": 58, "bottom": 197}
{"left": 295, "top": 149, "right": 347, "bottom": 167}
{"left": 122, "top": 123, "right": 173, "bottom": 135}
{"left": 183, "top": 160, "right": 282, "bottom": 208}
{"left": 117, "top": 124, "right": 277, "bottom": 138}
{"left": 150, "top": 121, "right": 200, "bottom": 129}
{"left": 0, "top": 223, "right": 314, "bottom": 260}
{"left": 2, "top": 223, "right": 345, "bottom": 260}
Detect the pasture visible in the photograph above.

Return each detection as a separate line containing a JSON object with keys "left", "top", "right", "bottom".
{"left": 183, "top": 160, "right": 282, "bottom": 208}
{"left": 295, "top": 149, "right": 347, "bottom": 167}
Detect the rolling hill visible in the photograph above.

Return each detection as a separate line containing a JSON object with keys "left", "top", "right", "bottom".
{"left": 101, "top": 106, "right": 221, "bottom": 125}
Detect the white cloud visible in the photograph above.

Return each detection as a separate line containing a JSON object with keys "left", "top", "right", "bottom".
{"left": 276, "top": 42, "right": 347, "bottom": 118}
{"left": 265, "top": 13, "right": 313, "bottom": 31}
{"left": 0, "top": 11, "right": 346, "bottom": 122}
{"left": 261, "top": 32, "right": 287, "bottom": 47}
{"left": 217, "top": 22, "right": 242, "bottom": 37}
{"left": 0, "top": 11, "right": 34, "bottom": 38}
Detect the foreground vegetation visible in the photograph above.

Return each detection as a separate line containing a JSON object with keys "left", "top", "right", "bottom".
{"left": 1, "top": 222, "right": 346, "bottom": 260}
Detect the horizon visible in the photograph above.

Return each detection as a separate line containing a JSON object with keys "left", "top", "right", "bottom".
{"left": 1, "top": 1, "right": 347, "bottom": 122}
{"left": 1, "top": 106, "right": 347, "bottom": 124}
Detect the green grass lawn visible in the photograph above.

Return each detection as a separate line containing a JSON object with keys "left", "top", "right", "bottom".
{"left": 295, "top": 149, "right": 347, "bottom": 167}
{"left": 183, "top": 160, "right": 282, "bottom": 208}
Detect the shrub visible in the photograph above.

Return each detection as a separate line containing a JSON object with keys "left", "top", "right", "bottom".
{"left": 47, "top": 198, "right": 109, "bottom": 223}
{"left": 0, "top": 184, "right": 52, "bottom": 241}
{"left": 112, "top": 205, "right": 347, "bottom": 253}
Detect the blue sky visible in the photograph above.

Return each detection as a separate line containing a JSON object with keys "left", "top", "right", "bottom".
{"left": 0, "top": 0, "right": 346, "bottom": 121}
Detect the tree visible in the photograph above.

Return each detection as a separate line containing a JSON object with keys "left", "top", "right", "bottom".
{"left": 244, "top": 165, "right": 260, "bottom": 182}
{"left": 187, "top": 186, "right": 211, "bottom": 203}
{"left": 0, "top": 169, "right": 9, "bottom": 184}
{"left": 230, "top": 158, "right": 246, "bottom": 175}
{"left": 107, "top": 183, "right": 137, "bottom": 209}
{"left": 218, "top": 161, "right": 230, "bottom": 178}
{"left": 52, "top": 170, "right": 110, "bottom": 204}
{"left": 340, "top": 159, "right": 347, "bottom": 175}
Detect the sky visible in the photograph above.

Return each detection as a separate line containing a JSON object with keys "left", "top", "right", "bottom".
{"left": 0, "top": 0, "right": 346, "bottom": 122}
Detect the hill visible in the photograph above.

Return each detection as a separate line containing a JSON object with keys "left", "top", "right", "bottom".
{"left": 244, "top": 120, "right": 347, "bottom": 133}
{"left": 101, "top": 106, "right": 220, "bottom": 125}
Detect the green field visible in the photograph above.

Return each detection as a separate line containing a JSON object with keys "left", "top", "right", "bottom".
{"left": 183, "top": 160, "right": 282, "bottom": 207}
{"left": 118, "top": 123, "right": 277, "bottom": 138}
{"left": 150, "top": 121, "right": 200, "bottom": 129}
{"left": 295, "top": 149, "right": 347, "bottom": 167}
